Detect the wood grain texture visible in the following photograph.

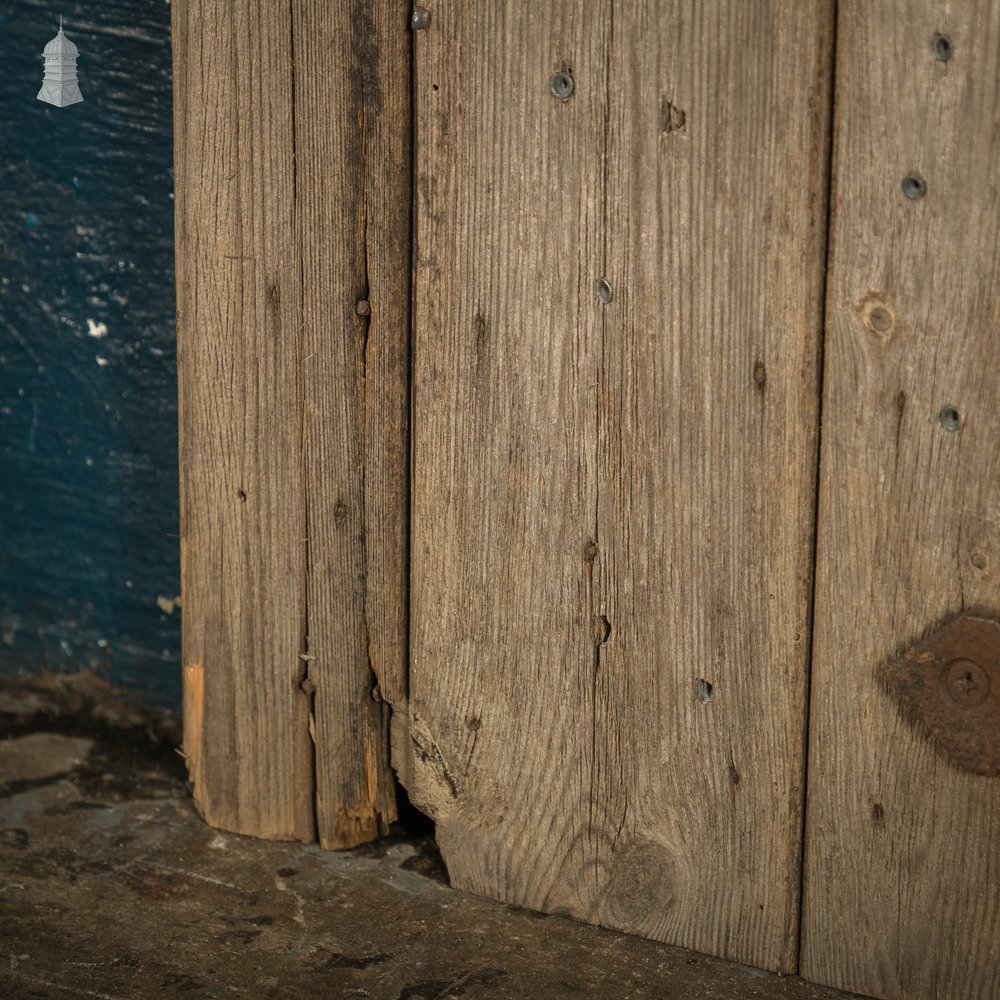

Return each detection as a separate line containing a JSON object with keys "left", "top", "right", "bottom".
{"left": 173, "top": 0, "right": 408, "bottom": 846}
{"left": 802, "top": 3, "right": 1000, "bottom": 998}
{"left": 410, "top": 2, "right": 832, "bottom": 971}
{"left": 292, "top": 0, "right": 410, "bottom": 848}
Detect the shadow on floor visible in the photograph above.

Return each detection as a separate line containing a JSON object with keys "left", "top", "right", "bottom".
{"left": 0, "top": 671, "right": 864, "bottom": 1000}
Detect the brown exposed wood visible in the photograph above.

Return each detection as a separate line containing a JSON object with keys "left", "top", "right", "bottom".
{"left": 172, "top": 0, "right": 409, "bottom": 846}
{"left": 291, "top": 0, "right": 410, "bottom": 848}
{"left": 802, "top": 2, "right": 1000, "bottom": 996}
{"left": 410, "top": 1, "right": 832, "bottom": 972}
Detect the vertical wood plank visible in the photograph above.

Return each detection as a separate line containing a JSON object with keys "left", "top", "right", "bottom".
{"left": 599, "top": 1, "right": 832, "bottom": 970}
{"left": 803, "top": 3, "right": 1000, "bottom": 997}
{"left": 410, "top": 1, "right": 832, "bottom": 970}
{"left": 409, "top": 0, "right": 609, "bottom": 909}
{"left": 173, "top": 0, "right": 408, "bottom": 846}
{"left": 173, "top": 0, "right": 313, "bottom": 840}
{"left": 292, "top": 0, "right": 410, "bottom": 848}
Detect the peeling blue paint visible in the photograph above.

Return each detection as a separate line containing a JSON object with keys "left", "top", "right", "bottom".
{"left": 0, "top": 0, "right": 179, "bottom": 708}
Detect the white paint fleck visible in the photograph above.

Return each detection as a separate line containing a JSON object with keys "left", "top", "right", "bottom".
{"left": 156, "top": 595, "right": 180, "bottom": 615}
{"left": 87, "top": 319, "right": 108, "bottom": 338}
{"left": 95, "top": 355, "right": 109, "bottom": 367}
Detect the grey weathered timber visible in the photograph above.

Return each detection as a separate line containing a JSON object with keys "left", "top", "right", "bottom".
{"left": 292, "top": 0, "right": 410, "bottom": 849}
{"left": 409, "top": 1, "right": 832, "bottom": 972}
{"left": 802, "top": 2, "right": 1000, "bottom": 998}
{"left": 173, "top": 0, "right": 408, "bottom": 847}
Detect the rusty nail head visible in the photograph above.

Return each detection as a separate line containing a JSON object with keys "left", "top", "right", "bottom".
{"left": 549, "top": 71, "right": 574, "bottom": 101}
{"left": 411, "top": 6, "right": 430, "bottom": 30}
{"left": 356, "top": 299, "right": 371, "bottom": 317}
{"left": 945, "top": 659, "right": 990, "bottom": 708}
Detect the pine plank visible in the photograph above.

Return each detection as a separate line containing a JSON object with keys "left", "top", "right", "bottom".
{"left": 292, "top": 1, "right": 409, "bottom": 848}
{"left": 173, "top": 0, "right": 407, "bottom": 846}
{"left": 409, "top": 2, "right": 832, "bottom": 970}
{"left": 802, "top": 3, "right": 1000, "bottom": 997}
{"left": 409, "top": 0, "right": 609, "bottom": 906}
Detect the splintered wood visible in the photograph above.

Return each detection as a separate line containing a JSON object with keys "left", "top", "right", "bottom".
{"left": 803, "top": 2, "right": 1000, "bottom": 997}
{"left": 172, "top": 0, "right": 409, "bottom": 847}
{"left": 174, "top": 4, "right": 1000, "bottom": 994}
{"left": 409, "top": 1, "right": 832, "bottom": 972}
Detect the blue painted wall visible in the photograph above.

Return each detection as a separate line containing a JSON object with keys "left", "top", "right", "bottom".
{"left": 0, "top": 0, "right": 179, "bottom": 708}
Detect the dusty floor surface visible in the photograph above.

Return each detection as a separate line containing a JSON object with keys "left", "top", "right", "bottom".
{"left": 0, "top": 673, "right": 863, "bottom": 1000}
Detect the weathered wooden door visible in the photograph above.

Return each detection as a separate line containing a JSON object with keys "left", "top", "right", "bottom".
{"left": 174, "top": 3, "right": 1000, "bottom": 997}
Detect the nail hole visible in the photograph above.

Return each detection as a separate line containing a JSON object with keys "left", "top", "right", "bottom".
{"left": 549, "top": 71, "right": 574, "bottom": 101}
{"left": 238, "top": 488, "right": 247, "bottom": 503}
{"left": 694, "top": 678, "right": 713, "bottom": 703}
{"left": 431, "top": 83, "right": 439, "bottom": 92}
{"left": 901, "top": 174, "right": 926, "bottom": 200}
{"left": 596, "top": 277, "right": 613, "bottom": 304}
{"left": 931, "top": 33, "right": 953, "bottom": 62}
{"left": 940, "top": 405, "right": 961, "bottom": 432}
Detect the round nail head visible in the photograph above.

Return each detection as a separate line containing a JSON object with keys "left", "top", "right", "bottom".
{"left": 940, "top": 406, "right": 961, "bottom": 432}
{"left": 931, "top": 33, "right": 953, "bottom": 62}
{"left": 945, "top": 658, "right": 989, "bottom": 708}
{"left": 411, "top": 6, "right": 430, "bottom": 30}
{"left": 596, "top": 277, "right": 613, "bottom": 304}
{"left": 902, "top": 174, "right": 927, "bottom": 200}
{"left": 549, "top": 71, "right": 574, "bottom": 101}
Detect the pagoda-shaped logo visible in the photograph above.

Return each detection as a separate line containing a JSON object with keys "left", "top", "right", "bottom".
{"left": 37, "top": 16, "right": 83, "bottom": 107}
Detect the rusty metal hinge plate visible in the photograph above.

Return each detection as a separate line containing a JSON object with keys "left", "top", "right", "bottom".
{"left": 880, "top": 614, "right": 1000, "bottom": 776}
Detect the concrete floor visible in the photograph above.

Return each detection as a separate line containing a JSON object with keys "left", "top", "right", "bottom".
{"left": 0, "top": 672, "right": 863, "bottom": 1000}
